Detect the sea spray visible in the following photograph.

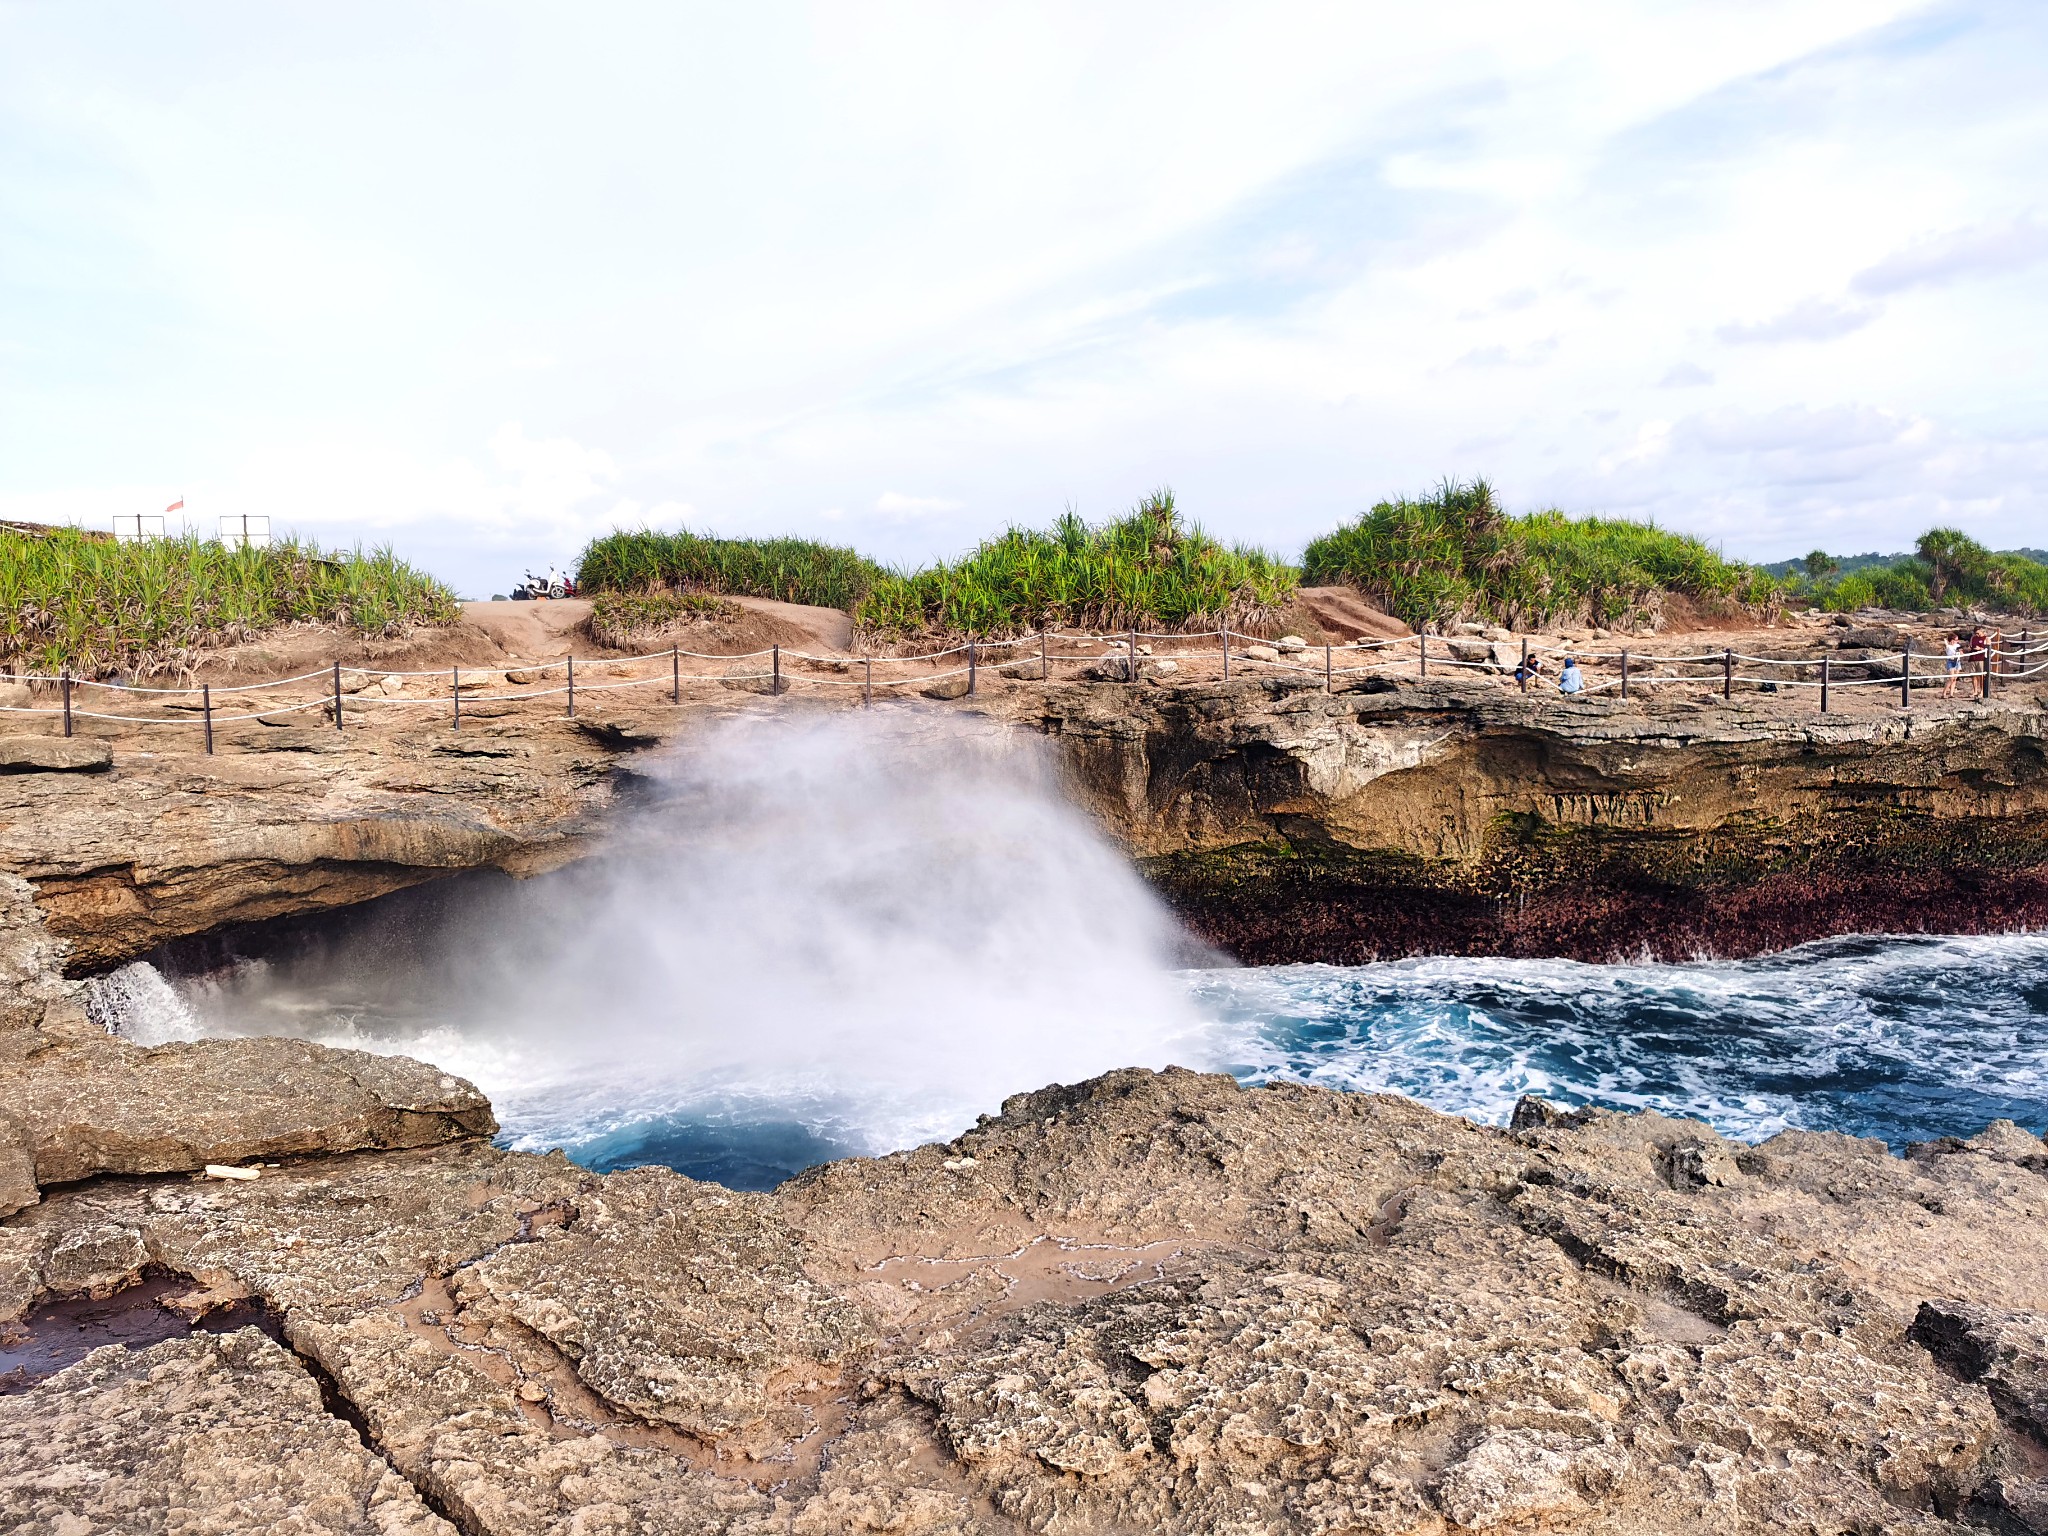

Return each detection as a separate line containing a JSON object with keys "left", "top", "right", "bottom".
{"left": 124, "top": 710, "right": 1215, "bottom": 1175}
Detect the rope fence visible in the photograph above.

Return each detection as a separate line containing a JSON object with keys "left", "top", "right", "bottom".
{"left": 2, "top": 623, "right": 2042, "bottom": 753}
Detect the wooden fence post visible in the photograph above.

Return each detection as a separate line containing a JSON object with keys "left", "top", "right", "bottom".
{"left": 332, "top": 661, "right": 341, "bottom": 732}
{"left": 672, "top": 644, "right": 679, "bottom": 704}
{"left": 1129, "top": 628, "right": 1138, "bottom": 683}
{"left": 1221, "top": 627, "right": 1230, "bottom": 680}
{"left": 61, "top": 669, "right": 71, "bottom": 737}
{"left": 1418, "top": 632, "right": 1427, "bottom": 678}
{"left": 1041, "top": 629, "right": 1049, "bottom": 682}
{"left": 864, "top": 655, "right": 872, "bottom": 707}
{"left": 1325, "top": 643, "right": 1332, "bottom": 692}
{"left": 1723, "top": 648, "right": 1733, "bottom": 699}
{"left": 771, "top": 644, "right": 780, "bottom": 696}
{"left": 452, "top": 667, "right": 460, "bottom": 731}
{"left": 1901, "top": 643, "right": 1911, "bottom": 708}
{"left": 1820, "top": 655, "right": 1830, "bottom": 713}
{"left": 1519, "top": 638, "right": 1529, "bottom": 692}
{"left": 202, "top": 683, "right": 213, "bottom": 753}
{"left": 968, "top": 638, "right": 977, "bottom": 696}
{"left": 567, "top": 655, "right": 576, "bottom": 717}
{"left": 1620, "top": 649, "right": 1629, "bottom": 700}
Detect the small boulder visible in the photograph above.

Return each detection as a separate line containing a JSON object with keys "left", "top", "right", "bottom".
{"left": 920, "top": 675, "right": 973, "bottom": 700}
{"left": 0, "top": 737, "right": 112, "bottom": 773}
{"left": 1150, "top": 658, "right": 1179, "bottom": 675}
{"left": 1243, "top": 644, "right": 1279, "bottom": 663}
{"left": 1277, "top": 635, "right": 1308, "bottom": 652}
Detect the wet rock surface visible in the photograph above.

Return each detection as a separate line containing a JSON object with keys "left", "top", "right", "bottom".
{"left": 4, "top": 1062, "right": 2047, "bottom": 1533}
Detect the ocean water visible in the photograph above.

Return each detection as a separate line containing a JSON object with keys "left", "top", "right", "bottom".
{"left": 99, "top": 931, "right": 2048, "bottom": 1190}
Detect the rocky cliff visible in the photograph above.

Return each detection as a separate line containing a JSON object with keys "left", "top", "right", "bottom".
{"left": 2, "top": 673, "right": 2042, "bottom": 980}
{"left": 5, "top": 1049, "right": 2048, "bottom": 1534}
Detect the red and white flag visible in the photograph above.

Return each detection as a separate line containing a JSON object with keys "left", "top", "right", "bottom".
{"left": 165, "top": 498, "right": 184, "bottom": 514}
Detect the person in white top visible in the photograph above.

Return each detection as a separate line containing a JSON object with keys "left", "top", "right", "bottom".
{"left": 1942, "top": 634, "right": 1962, "bottom": 698}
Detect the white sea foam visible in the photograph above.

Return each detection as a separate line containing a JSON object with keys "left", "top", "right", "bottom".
{"left": 109, "top": 710, "right": 1214, "bottom": 1157}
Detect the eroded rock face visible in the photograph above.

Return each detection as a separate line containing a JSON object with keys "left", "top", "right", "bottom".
{"left": 6, "top": 1064, "right": 2048, "bottom": 1534}
{"left": 0, "top": 1033, "right": 495, "bottom": 1218}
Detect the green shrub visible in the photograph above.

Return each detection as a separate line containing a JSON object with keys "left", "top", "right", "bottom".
{"left": 0, "top": 528, "right": 458, "bottom": 675}
{"left": 1302, "top": 479, "right": 1779, "bottom": 631}
{"left": 575, "top": 528, "right": 883, "bottom": 611}
{"left": 853, "top": 491, "right": 1297, "bottom": 638}
{"left": 1808, "top": 534, "right": 2046, "bottom": 615}
{"left": 587, "top": 591, "right": 739, "bottom": 647}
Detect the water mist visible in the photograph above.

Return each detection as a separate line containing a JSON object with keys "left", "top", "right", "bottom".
{"left": 113, "top": 710, "right": 1214, "bottom": 1184}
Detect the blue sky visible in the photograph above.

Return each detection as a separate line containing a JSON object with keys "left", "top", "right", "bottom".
{"left": 2, "top": 1, "right": 2044, "bottom": 594}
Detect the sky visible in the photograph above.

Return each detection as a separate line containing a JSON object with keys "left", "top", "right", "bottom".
{"left": 2, "top": 2, "right": 2044, "bottom": 596}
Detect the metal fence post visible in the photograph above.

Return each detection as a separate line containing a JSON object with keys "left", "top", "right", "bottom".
{"left": 1041, "top": 629, "right": 1048, "bottom": 682}
{"left": 772, "top": 644, "right": 780, "bottom": 696}
{"left": 1418, "top": 632, "right": 1427, "bottom": 678}
{"left": 672, "top": 644, "right": 679, "bottom": 704}
{"left": 567, "top": 655, "right": 576, "bottom": 717}
{"left": 61, "top": 669, "right": 72, "bottom": 737}
{"left": 968, "top": 638, "right": 977, "bottom": 696}
{"left": 1723, "top": 648, "right": 1733, "bottom": 699}
{"left": 452, "top": 667, "right": 460, "bottom": 731}
{"left": 332, "top": 661, "right": 342, "bottom": 732}
{"left": 1620, "top": 649, "right": 1629, "bottom": 700}
{"left": 1129, "top": 628, "right": 1138, "bottom": 683}
{"left": 1325, "top": 642, "right": 1333, "bottom": 692}
{"left": 1820, "top": 655, "right": 1830, "bottom": 713}
{"left": 1221, "top": 628, "right": 1230, "bottom": 680}
{"left": 202, "top": 683, "right": 213, "bottom": 753}
{"left": 864, "top": 655, "right": 872, "bottom": 707}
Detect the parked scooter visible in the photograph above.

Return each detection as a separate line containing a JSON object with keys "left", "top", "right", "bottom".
{"left": 510, "top": 567, "right": 576, "bottom": 601}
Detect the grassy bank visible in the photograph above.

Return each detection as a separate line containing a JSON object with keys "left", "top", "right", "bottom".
{"left": 0, "top": 527, "right": 458, "bottom": 675}
{"left": 1302, "top": 479, "right": 1780, "bottom": 631}
{"left": 573, "top": 528, "right": 884, "bottom": 611}
{"left": 1799, "top": 530, "right": 2048, "bottom": 617}
{"left": 586, "top": 591, "right": 739, "bottom": 647}
{"left": 853, "top": 492, "right": 1297, "bottom": 638}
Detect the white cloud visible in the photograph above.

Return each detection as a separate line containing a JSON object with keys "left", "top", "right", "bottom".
{"left": 874, "top": 491, "right": 963, "bottom": 520}
{"left": 1853, "top": 216, "right": 2048, "bottom": 295}
{"left": 1, "top": 0, "right": 2043, "bottom": 587}
{"left": 1715, "top": 298, "right": 1881, "bottom": 346}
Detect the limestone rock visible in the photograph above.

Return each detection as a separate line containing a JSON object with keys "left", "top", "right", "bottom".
{"left": 0, "top": 1329, "right": 457, "bottom": 1535}
{"left": 0, "top": 1034, "right": 495, "bottom": 1215}
{"left": 0, "top": 737, "right": 111, "bottom": 773}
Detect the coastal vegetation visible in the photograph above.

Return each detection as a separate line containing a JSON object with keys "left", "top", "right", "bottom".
{"left": 586, "top": 590, "right": 740, "bottom": 647}
{"left": 576, "top": 492, "right": 1296, "bottom": 639}
{"left": 572, "top": 528, "right": 883, "bottom": 612}
{"left": 1792, "top": 530, "right": 2048, "bottom": 617}
{"left": 852, "top": 491, "right": 1296, "bottom": 638}
{"left": 1300, "top": 478, "right": 1781, "bottom": 631}
{"left": 0, "top": 525, "right": 457, "bottom": 676}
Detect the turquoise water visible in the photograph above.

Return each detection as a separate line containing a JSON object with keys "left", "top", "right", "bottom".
{"left": 553, "top": 932, "right": 2048, "bottom": 1187}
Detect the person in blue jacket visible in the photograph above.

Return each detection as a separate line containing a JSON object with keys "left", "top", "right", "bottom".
{"left": 1558, "top": 655, "right": 1585, "bottom": 695}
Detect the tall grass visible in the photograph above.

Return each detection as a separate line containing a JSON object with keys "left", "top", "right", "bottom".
{"left": 574, "top": 528, "right": 884, "bottom": 611}
{"left": 853, "top": 491, "right": 1297, "bottom": 638}
{"left": 1302, "top": 478, "right": 1781, "bottom": 631}
{"left": 0, "top": 528, "right": 458, "bottom": 675}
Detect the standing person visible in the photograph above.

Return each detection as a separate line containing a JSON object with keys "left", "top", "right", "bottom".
{"left": 1969, "top": 625, "right": 1989, "bottom": 695}
{"left": 1942, "top": 633, "right": 1962, "bottom": 698}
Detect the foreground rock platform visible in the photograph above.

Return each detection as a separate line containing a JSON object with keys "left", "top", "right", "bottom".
{"left": 6, "top": 1060, "right": 2048, "bottom": 1534}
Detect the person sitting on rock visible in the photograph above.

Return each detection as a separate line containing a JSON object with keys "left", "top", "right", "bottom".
{"left": 1558, "top": 656, "right": 1584, "bottom": 695}
{"left": 1514, "top": 651, "right": 1547, "bottom": 688}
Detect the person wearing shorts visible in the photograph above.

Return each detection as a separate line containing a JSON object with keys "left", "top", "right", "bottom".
{"left": 1942, "top": 634, "right": 1962, "bottom": 698}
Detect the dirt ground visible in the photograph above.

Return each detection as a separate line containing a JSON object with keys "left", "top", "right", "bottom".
{"left": 5, "top": 591, "right": 2041, "bottom": 747}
